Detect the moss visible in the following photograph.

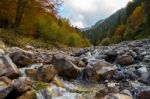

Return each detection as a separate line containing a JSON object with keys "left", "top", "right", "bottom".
{"left": 34, "top": 81, "right": 49, "bottom": 91}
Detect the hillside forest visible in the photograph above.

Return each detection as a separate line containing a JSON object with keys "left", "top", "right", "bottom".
{"left": 83, "top": 0, "right": 150, "bottom": 46}
{"left": 0, "top": 0, "right": 90, "bottom": 48}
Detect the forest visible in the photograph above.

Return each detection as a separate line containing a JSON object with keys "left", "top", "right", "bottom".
{"left": 0, "top": 0, "right": 90, "bottom": 48}
{"left": 83, "top": 0, "right": 150, "bottom": 46}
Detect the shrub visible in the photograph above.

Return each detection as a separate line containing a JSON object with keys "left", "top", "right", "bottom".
{"left": 111, "top": 35, "right": 122, "bottom": 44}
{"left": 100, "top": 38, "right": 111, "bottom": 46}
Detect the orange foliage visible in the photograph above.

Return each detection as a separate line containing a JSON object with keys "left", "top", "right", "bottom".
{"left": 114, "top": 24, "right": 126, "bottom": 37}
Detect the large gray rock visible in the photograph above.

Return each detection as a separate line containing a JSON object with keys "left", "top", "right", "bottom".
{"left": 10, "top": 47, "right": 34, "bottom": 67}
{"left": 105, "top": 50, "right": 117, "bottom": 62}
{"left": 138, "top": 67, "right": 148, "bottom": 77}
{"left": 107, "top": 83, "right": 119, "bottom": 93}
{"left": 138, "top": 89, "right": 150, "bottom": 99}
{"left": 121, "top": 89, "right": 133, "bottom": 97}
{"left": 51, "top": 54, "right": 83, "bottom": 78}
{"left": 0, "top": 76, "right": 12, "bottom": 99}
{"left": 84, "top": 60, "right": 117, "bottom": 81}
{"left": 11, "top": 77, "right": 32, "bottom": 93}
{"left": 117, "top": 55, "right": 134, "bottom": 65}
{"left": 0, "top": 55, "right": 20, "bottom": 78}
{"left": 104, "top": 93, "right": 133, "bottom": 99}
{"left": 143, "top": 55, "right": 150, "bottom": 63}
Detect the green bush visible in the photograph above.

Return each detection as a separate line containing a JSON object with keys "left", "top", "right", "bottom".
{"left": 100, "top": 38, "right": 111, "bottom": 46}
{"left": 111, "top": 35, "right": 122, "bottom": 44}
{"left": 135, "top": 28, "right": 150, "bottom": 39}
{"left": 124, "top": 26, "right": 135, "bottom": 40}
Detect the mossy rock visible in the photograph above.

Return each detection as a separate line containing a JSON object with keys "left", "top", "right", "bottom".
{"left": 34, "top": 81, "right": 50, "bottom": 91}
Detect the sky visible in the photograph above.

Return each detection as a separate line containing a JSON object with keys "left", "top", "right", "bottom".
{"left": 58, "top": 0, "right": 131, "bottom": 28}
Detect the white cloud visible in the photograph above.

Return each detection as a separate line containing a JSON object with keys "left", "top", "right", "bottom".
{"left": 59, "top": 0, "right": 131, "bottom": 28}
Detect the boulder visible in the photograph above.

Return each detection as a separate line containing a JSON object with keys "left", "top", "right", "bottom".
{"left": 137, "top": 67, "right": 148, "bottom": 77}
{"left": 147, "top": 76, "right": 150, "bottom": 85}
{"left": 11, "top": 77, "right": 32, "bottom": 93}
{"left": 25, "top": 64, "right": 57, "bottom": 82}
{"left": 95, "top": 89, "right": 108, "bottom": 98}
{"left": 83, "top": 67, "right": 100, "bottom": 81}
{"left": 0, "top": 76, "right": 12, "bottom": 99}
{"left": 78, "top": 60, "right": 87, "bottom": 67}
{"left": 104, "top": 93, "right": 133, "bottom": 99}
{"left": 130, "top": 51, "right": 137, "bottom": 58}
{"left": 84, "top": 60, "right": 117, "bottom": 81}
{"left": 107, "top": 83, "right": 119, "bottom": 93}
{"left": 10, "top": 47, "right": 34, "bottom": 67}
{"left": 51, "top": 54, "right": 83, "bottom": 78}
{"left": 143, "top": 55, "right": 150, "bottom": 63}
{"left": 138, "top": 90, "right": 150, "bottom": 99}
{"left": 35, "top": 65, "right": 57, "bottom": 82}
{"left": 117, "top": 55, "right": 134, "bottom": 65}
{"left": 73, "top": 58, "right": 88, "bottom": 68}
{"left": 121, "top": 89, "right": 133, "bottom": 97}
{"left": 105, "top": 50, "right": 117, "bottom": 62}
{"left": 0, "top": 55, "right": 20, "bottom": 78}
{"left": 85, "top": 52, "right": 92, "bottom": 57}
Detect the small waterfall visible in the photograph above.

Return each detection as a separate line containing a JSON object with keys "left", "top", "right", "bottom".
{"left": 36, "top": 91, "right": 45, "bottom": 99}
{"left": 19, "top": 63, "right": 43, "bottom": 77}
{"left": 19, "top": 67, "right": 27, "bottom": 76}
{"left": 77, "top": 70, "right": 85, "bottom": 81}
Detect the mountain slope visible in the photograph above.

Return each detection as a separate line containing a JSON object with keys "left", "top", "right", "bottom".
{"left": 83, "top": 8, "right": 127, "bottom": 45}
{"left": 83, "top": 0, "right": 150, "bottom": 46}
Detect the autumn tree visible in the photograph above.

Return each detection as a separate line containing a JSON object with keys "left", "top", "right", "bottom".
{"left": 0, "top": 0, "right": 16, "bottom": 27}
{"left": 126, "top": 0, "right": 143, "bottom": 16}
{"left": 128, "top": 3, "right": 144, "bottom": 29}
{"left": 0, "top": 0, "right": 90, "bottom": 47}
{"left": 114, "top": 24, "right": 126, "bottom": 39}
{"left": 14, "top": 0, "right": 62, "bottom": 29}
{"left": 14, "top": 0, "right": 28, "bottom": 29}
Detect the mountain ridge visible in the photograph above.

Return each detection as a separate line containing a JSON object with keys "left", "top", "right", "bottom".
{"left": 83, "top": 0, "right": 150, "bottom": 46}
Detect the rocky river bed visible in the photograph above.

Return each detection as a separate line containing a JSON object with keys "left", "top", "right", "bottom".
{"left": 0, "top": 39, "right": 150, "bottom": 99}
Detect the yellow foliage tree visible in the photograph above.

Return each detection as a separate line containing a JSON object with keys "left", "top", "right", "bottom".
{"left": 128, "top": 3, "right": 144, "bottom": 29}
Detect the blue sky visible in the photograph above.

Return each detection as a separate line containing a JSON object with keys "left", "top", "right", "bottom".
{"left": 58, "top": 0, "right": 131, "bottom": 28}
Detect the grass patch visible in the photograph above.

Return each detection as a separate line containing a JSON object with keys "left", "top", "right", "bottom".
{"left": 0, "top": 28, "right": 56, "bottom": 48}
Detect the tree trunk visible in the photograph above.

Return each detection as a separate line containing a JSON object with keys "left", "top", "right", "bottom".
{"left": 14, "top": 0, "right": 28, "bottom": 30}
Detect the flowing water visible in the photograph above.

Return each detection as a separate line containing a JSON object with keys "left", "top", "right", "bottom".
{"left": 19, "top": 63, "right": 104, "bottom": 99}
{"left": 19, "top": 63, "right": 43, "bottom": 76}
{"left": 36, "top": 91, "right": 45, "bottom": 99}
